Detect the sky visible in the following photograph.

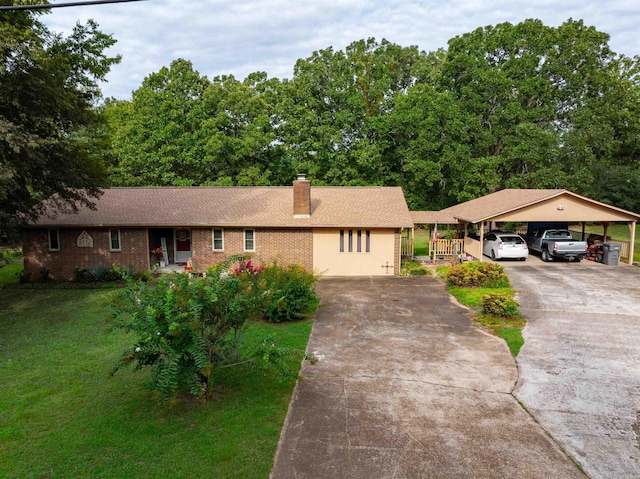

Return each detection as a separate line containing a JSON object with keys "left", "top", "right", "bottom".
{"left": 41, "top": 0, "right": 640, "bottom": 100}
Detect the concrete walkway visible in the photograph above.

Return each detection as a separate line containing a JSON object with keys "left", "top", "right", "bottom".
{"left": 271, "top": 277, "right": 583, "bottom": 478}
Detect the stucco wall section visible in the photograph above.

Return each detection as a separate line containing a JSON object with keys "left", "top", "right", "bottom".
{"left": 23, "top": 228, "right": 148, "bottom": 281}
{"left": 313, "top": 228, "right": 396, "bottom": 276}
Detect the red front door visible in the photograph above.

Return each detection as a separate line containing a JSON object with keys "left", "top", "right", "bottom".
{"left": 175, "top": 228, "right": 191, "bottom": 263}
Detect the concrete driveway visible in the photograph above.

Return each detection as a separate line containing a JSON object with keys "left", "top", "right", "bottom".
{"left": 503, "top": 261, "right": 640, "bottom": 478}
{"left": 271, "top": 277, "right": 583, "bottom": 478}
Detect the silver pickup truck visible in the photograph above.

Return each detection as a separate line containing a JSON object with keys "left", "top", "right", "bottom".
{"left": 524, "top": 229, "right": 588, "bottom": 262}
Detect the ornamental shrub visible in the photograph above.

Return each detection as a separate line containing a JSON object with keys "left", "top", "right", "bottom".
{"left": 109, "top": 255, "right": 312, "bottom": 400}
{"left": 258, "top": 264, "right": 318, "bottom": 323}
{"left": 447, "top": 262, "right": 509, "bottom": 288}
{"left": 482, "top": 292, "right": 520, "bottom": 318}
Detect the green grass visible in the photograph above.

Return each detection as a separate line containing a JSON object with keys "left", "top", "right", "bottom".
{"left": 0, "top": 287, "right": 312, "bottom": 479}
{"left": 414, "top": 228, "right": 430, "bottom": 256}
{"left": 0, "top": 261, "right": 22, "bottom": 284}
{"left": 446, "top": 282, "right": 525, "bottom": 357}
{"left": 448, "top": 287, "right": 514, "bottom": 307}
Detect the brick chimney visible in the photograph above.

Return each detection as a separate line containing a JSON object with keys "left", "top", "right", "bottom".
{"left": 293, "top": 173, "right": 311, "bottom": 218}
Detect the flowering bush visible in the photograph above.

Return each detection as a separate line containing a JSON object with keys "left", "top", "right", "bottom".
{"left": 110, "top": 255, "right": 316, "bottom": 401}
{"left": 233, "top": 258, "right": 264, "bottom": 276}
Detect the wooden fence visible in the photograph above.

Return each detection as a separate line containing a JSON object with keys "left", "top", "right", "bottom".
{"left": 401, "top": 235, "right": 413, "bottom": 258}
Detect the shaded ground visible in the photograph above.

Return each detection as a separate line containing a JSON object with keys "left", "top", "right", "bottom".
{"left": 271, "top": 277, "right": 583, "bottom": 478}
{"left": 504, "top": 261, "right": 640, "bottom": 478}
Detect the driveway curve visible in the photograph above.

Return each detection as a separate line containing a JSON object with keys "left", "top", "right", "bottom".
{"left": 504, "top": 261, "right": 640, "bottom": 478}
{"left": 271, "top": 276, "right": 582, "bottom": 478}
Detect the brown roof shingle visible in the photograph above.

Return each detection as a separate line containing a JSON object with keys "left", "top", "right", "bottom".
{"left": 33, "top": 186, "right": 414, "bottom": 228}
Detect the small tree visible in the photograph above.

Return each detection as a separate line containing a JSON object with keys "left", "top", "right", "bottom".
{"left": 109, "top": 255, "right": 309, "bottom": 400}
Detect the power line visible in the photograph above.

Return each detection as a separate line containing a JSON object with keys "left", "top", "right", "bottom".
{"left": 0, "top": 0, "right": 147, "bottom": 11}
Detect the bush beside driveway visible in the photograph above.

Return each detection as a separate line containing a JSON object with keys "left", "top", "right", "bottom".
{"left": 504, "top": 261, "right": 640, "bottom": 478}
{"left": 272, "top": 277, "right": 583, "bottom": 478}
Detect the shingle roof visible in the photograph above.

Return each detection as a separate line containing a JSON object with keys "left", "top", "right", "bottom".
{"left": 443, "top": 189, "right": 640, "bottom": 223}
{"left": 32, "top": 186, "right": 414, "bottom": 228}
{"left": 410, "top": 211, "right": 458, "bottom": 224}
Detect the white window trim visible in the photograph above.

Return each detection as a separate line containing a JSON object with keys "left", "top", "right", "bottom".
{"left": 109, "top": 229, "right": 121, "bottom": 252}
{"left": 48, "top": 229, "right": 60, "bottom": 251}
{"left": 244, "top": 229, "right": 256, "bottom": 252}
{"left": 212, "top": 228, "right": 224, "bottom": 251}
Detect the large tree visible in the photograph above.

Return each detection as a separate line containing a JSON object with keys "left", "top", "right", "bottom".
{"left": 0, "top": 5, "right": 120, "bottom": 238}
{"left": 435, "top": 19, "right": 640, "bottom": 203}
{"left": 280, "top": 38, "right": 428, "bottom": 185}
{"left": 106, "top": 59, "right": 210, "bottom": 186}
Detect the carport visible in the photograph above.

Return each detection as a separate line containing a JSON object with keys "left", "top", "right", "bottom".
{"left": 413, "top": 189, "right": 639, "bottom": 264}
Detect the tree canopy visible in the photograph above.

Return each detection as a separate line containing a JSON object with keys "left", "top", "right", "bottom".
{"left": 27, "top": 18, "right": 640, "bottom": 217}
{"left": 0, "top": 5, "right": 120, "bottom": 238}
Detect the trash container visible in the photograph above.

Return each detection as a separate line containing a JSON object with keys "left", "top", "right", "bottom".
{"left": 602, "top": 243, "right": 622, "bottom": 266}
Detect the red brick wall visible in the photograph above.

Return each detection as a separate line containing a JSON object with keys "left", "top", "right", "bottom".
{"left": 23, "top": 228, "right": 148, "bottom": 281}
{"left": 191, "top": 228, "right": 313, "bottom": 272}
{"left": 24, "top": 226, "right": 316, "bottom": 281}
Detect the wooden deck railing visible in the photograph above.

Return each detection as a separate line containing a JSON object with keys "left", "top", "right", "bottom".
{"left": 430, "top": 239, "right": 464, "bottom": 258}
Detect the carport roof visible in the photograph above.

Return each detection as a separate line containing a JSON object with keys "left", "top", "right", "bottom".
{"left": 441, "top": 189, "right": 640, "bottom": 224}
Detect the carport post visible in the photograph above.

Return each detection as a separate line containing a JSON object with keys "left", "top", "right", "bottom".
{"left": 630, "top": 221, "right": 637, "bottom": 265}
{"left": 479, "top": 221, "right": 485, "bottom": 262}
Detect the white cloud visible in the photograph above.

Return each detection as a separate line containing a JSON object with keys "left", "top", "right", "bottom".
{"left": 40, "top": 0, "right": 640, "bottom": 100}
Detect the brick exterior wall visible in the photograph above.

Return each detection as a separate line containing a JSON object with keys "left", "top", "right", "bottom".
{"left": 23, "top": 228, "right": 148, "bottom": 281}
{"left": 23, "top": 225, "right": 402, "bottom": 281}
{"left": 191, "top": 228, "right": 313, "bottom": 272}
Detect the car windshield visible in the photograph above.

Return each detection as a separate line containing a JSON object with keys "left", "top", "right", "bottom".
{"left": 547, "top": 231, "right": 571, "bottom": 239}
{"left": 500, "top": 236, "right": 523, "bottom": 244}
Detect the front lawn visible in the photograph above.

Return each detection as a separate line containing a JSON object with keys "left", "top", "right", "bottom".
{"left": 0, "top": 261, "right": 22, "bottom": 284}
{"left": 0, "top": 287, "right": 312, "bottom": 479}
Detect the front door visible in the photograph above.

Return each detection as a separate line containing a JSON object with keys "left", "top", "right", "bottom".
{"left": 175, "top": 228, "right": 192, "bottom": 263}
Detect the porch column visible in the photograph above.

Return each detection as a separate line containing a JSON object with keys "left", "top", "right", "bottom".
{"left": 581, "top": 222, "right": 586, "bottom": 241}
{"left": 479, "top": 221, "right": 485, "bottom": 262}
{"left": 629, "top": 221, "right": 637, "bottom": 265}
{"left": 463, "top": 222, "right": 469, "bottom": 257}
{"left": 603, "top": 222, "right": 610, "bottom": 242}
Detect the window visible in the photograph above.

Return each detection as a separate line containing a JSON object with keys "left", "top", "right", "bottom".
{"left": 339, "top": 229, "right": 371, "bottom": 253}
{"left": 244, "top": 229, "right": 255, "bottom": 252}
{"left": 212, "top": 228, "right": 224, "bottom": 251}
{"left": 109, "top": 229, "right": 121, "bottom": 251}
{"left": 48, "top": 229, "right": 60, "bottom": 251}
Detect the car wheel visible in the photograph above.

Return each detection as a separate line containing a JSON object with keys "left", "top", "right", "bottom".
{"left": 542, "top": 249, "right": 550, "bottom": 262}
{"left": 491, "top": 250, "right": 496, "bottom": 260}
